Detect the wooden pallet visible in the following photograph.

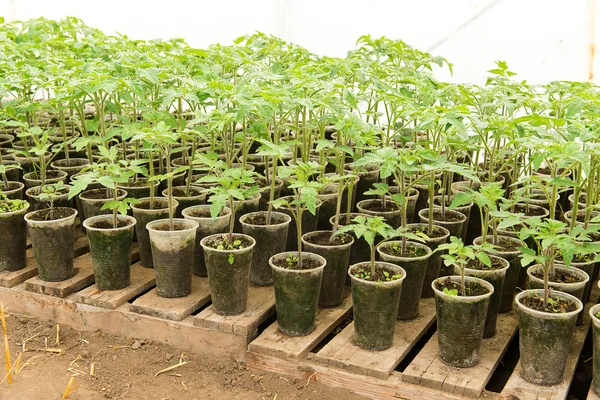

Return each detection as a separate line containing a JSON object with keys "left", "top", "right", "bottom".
{"left": 589, "top": 386, "right": 600, "bottom": 400}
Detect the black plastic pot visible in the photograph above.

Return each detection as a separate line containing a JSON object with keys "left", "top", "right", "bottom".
{"left": 79, "top": 188, "right": 127, "bottom": 223}
{"left": 377, "top": 241, "right": 432, "bottom": 319}
{"left": 83, "top": 215, "right": 136, "bottom": 290}
{"left": 201, "top": 233, "right": 255, "bottom": 315}
{"left": 23, "top": 170, "right": 68, "bottom": 189}
{"left": 590, "top": 304, "right": 600, "bottom": 396}
{"left": 349, "top": 262, "right": 405, "bottom": 350}
{"left": 407, "top": 223, "right": 451, "bottom": 298}
{"left": 459, "top": 256, "right": 509, "bottom": 338}
{"left": 241, "top": 211, "right": 291, "bottom": 286}
{"left": 473, "top": 235, "right": 522, "bottom": 313}
{"left": 182, "top": 205, "right": 232, "bottom": 277}
{"left": 50, "top": 158, "right": 90, "bottom": 178}
{"left": 302, "top": 230, "right": 354, "bottom": 307}
{"left": 162, "top": 186, "right": 206, "bottom": 218}
{"left": 0, "top": 201, "right": 30, "bottom": 272}
{"left": 25, "top": 207, "right": 78, "bottom": 282}
{"left": 147, "top": 218, "right": 198, "bottom": 298}
{"left": 432, "top": 276, "right": 493, "bottom": 367}
{"left": 231, "top": 192, "right": 261, "bottom": 233}
{"left": 131, "top": 198, "right": 178, "bottom": 269}
{"left": 516, "top": 289, "right": 583, "bottom": 386}
{"left": 357, "top": 199, "right": 401, "bottom": 228}
{"left": 270, "top": 252, "right": 326, "bottom": 336}
{"left": 329, "top": 213, "right": 370, "bottom": 283}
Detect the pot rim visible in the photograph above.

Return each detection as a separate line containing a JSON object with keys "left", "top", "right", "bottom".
{"left": 516, "top": 289, "right": 584, "bottom": 317}
{"left": 80, "top": 188, "right": 127, "bottom": 202}
{"left": 83, "top": 214, "right": 137, "bottom": 232}
{"left": 146, "top": 218, "right": 199, "bottom": 233}
{"left": 231, "top": 191, "right": 262, "bottom": 203}
{"left": 328, "top": 212, "right": 369, "bottom": 226}
{"left": 432, "top": 275, "right": 494, "bottom": 300}
{"left": 1, "top": 181, "right": 25, "bottom": 191}
{"left": 200, "top": 232, "right": 256, "bottom": 253}
{"left": 0, "top": 200, "right": 30, "bottom": 217}
{"left": 117, "top": 178, "right": 155, "bottom": 190}
{"left": 25, "top": 206, "right": 78, "bottom": 224}
{"left": 555, "top": 255, "right": 597, "bottom": 267}
{"left": 376, "top": 240, "right": 432, "bottom": 261}
{"left": 301, "top": 229, "right": 354, "bottom": 249}
{"left": 347, "top": 261, "right": 406, "bottom": 286}
{"left": 463, "top": 254, "right": 510, "bottom": 273}
{"left": 472, "top": 235, "right": 521, "bottom": 255}
{"left": 161, "top": 185, "right": 207, "bottom": 198}
{"left": 131, "top": 197, "right": 178, "bottom": 212}
{"left": 430, "top": 195, "right": 474, "bottom": 209}
{"left": 357, "top": 198, "right": 401, "bottom": 213}
{"left": 182, "top": 204, "right": 232, "bottom": 220}
{"left": 23, "top": 169, "right": 68, "bottom": 180}
{"left": 590, "top": 304, "right": 600, "bottom": 325}
{"left": 418, "top": 208, "right": 467, "bottom": 223}
{"left": 269, "top": 251, "right": 327, "bottom": 273}
{"left": 526, "top": 264, "right": 590, "bottom": 286}
{"left": 50, "top": 158, "right": 90, "bottom": 168}
{"left": 406, "top": 223, "right": 451, "bottom": 241}
{"left": 240, "top": 211, "right": 291, "bottom": 227}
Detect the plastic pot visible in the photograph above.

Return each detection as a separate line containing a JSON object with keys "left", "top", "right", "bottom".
{"left": 432, "top": 276, "right": 494, "bottom": 367}
{"left": 329, "top": 213, "right": 370, "bottom": 283}
{"left": 25, "top": 207, "right": 78, "bottom": 282}
{"left": 344, "top": 163, "right": 379, "bottom": 209}
{"left": 270, "top": 252, "right": 325, "bottom": 336}
{"left": 162, "top": 186, "right": 206, "bottom": 218}
{"left": 182, "top": 205, "right": 232, "bottom": 277}
{"left": 377, "top": 241, "right": 432, "bottom": 319}
{"left": 26, "top": 184, "right": 74, "bottom": 211}
{"left": 256, "top": 178, "right": 283, "bottom": 211}
{"left": 516, "top": 289, "right": 583, "bottom": 386}
{"left": 473, "top": 235, "right": 522, "bottom": 313}
{"left": 83, "top": 215, "right": 136, "bottom": 290}
{"left": 1, "top": 181, "right": 24, "bottom": 200}
{"left": 279, "top": 196, "right": 322, "bottom": 251}
{"left": 387, "top": 187, "right": 419, "bottom": 225}
{"left": 430, "top": 196, "right": 473, "bottom": 242}
{"left": 118, "top": 179, "right": 154, "bottom": 200}
{"left": 131, "top": 198, "right": 178, "bottom": 269}
{"left": 589, "top": 304, "right": 600, "bottom": 396}
{"left": 556, "top": 257, "right": 596, "bottom": 303}
{"left": 0, "top": 201, "right": 30, "bottom": 272}
{"left": 302, "top": 230, "right": 353, "bottom": 307}
{"left": 50, "top": 158, "right": 90, "bottom": 178}
{"left": 356, "top": 199, "right": 401, "bottom": 228}
{"left": 23, "top": 170, "right": 68, "bottom": 189}
{"left": 458, "top": 256, "right": 509, "bottom": 338}
{"left": 201, "top": 233, "right": 255, "bottom": 315}
{"left": 241, "top": 211, "right": 290, "bottom": 286}
{"left": 349, "top": 262, "right": 405, "bottom": 350}
{"left": 407, "top": 223, "right": 451, "bottom": 298}
{"left": 147, "top": 218, "right": 198, "bottom": 298}
{"left": 1, "top": 160, "right": 22, "bottom": 183}
{"left": 79, "top": 188, "right": 127, "bottom": 223}
{"left": 418, "top": 209, "right": 466, "bottom": 255}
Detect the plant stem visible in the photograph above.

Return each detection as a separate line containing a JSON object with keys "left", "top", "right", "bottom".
{"left": 112, "top": 183, "right": 118, "bottom": 229}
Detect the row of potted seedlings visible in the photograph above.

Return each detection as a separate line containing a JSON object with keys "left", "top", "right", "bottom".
{"left": 2, "top": 17, "right": 600, "bottom": 393}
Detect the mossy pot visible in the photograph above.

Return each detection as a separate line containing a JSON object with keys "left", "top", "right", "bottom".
{"left": 349, "top": 262, "right": 405, "bottom": 350}
{"left": 556, "top": 257, "right": 596, "bottom": 303}
{"left": 418, "top": 209, "right": 467, "bottom": 258}
{"left": 406, "top": 223, "right": 450, "bottom": 298}
{"left": 79, "top": 188, "right": 127, "bottom": 223}
{"left": 589, "top": 304, "right": 600, "bottom": 396}
{"left": 516, "top": 289, "right": 583, "bottom": 386}
{"left": 25, "top": 207, "right": 78, "bottom": 282}
{"left": 329, "top": 213, "right": 371, "bottom": 285}
{"left": 432, "top": 275, "right": 493, "bottom": 367}
{"left": 183, "top": 205, "right": 232, "bottom": 277}
{"left": 83, "top": 214, "right": 136, "bottom": 290}
{"left": 147, "top": 218, "right": 198, "bottom": 298}
{"left": 270, "top": 252, "right": 326, "bottom": 336}
{"left": 0, "top": 201, "right": 30, "bottom": 272}
{"left": 279, "top": 196, "right": 322, "bottom": 251}
{"left": 26, "top": 184, "right": 74, "bottom": 211}
{"left": 201, "top": 233, "right": 256, "bottom": 315}
{"left": 241, "top": 211, "right": 291, "bottom": 286}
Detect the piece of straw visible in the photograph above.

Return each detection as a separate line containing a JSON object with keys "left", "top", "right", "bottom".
{"left": 154, "top": 361, "right": 189, "bottom": 377}
{"left": 1, "top": 302, "right": 12, "bottom": 384}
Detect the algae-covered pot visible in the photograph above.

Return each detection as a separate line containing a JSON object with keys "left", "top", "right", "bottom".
{"left": 377, "top": 241, "right": 431, "bottom": 319}
{"left": 25, "top": 207, "right": 78, "bottom": 282}
{"left": 556, "top": 257, "right": 596, "bottom": 304}
{"left": 131, "top": 197, "right": 178, "bottom": 269}
{"left": 418, "top": 209, "right": 466, "bottom": 253}
{"left": 26, "top": 184, "right": 74, "bottom": 211}
{"left": 147, "top": 218, "right": 198, "bottom": 298}
{"left": 279, "top": 196, "right": 322, "bottom": 251}
{"left": 270, "top": 252, "right": 326, "bottom": 336}
{"left": 83, "top": 214, "right": 136, "bottom": 290}
{"left": 241, "top": 211, "right": 290, "bottom": 286}
{"left": 79, "top": 188, "right": 127, "bottom": 223}
{"left": 516, "top": 289, "right": 582, "bottom": 386}
{"left": 349, "top": 261, "right": 405, "bottom": 350}
{"left": 183, "top": 205, "right": 231, "bottom": 277}
{"left": 458, "top": 255, "right": 509, "bottom": 338}
{"left": 329, "top": 213, "right": 370, "bottom": 281}
{"left": 302, "top": 230, "right": 353, "bottom": 307}
{"left": 406, "top": 223, "right": 450, "bottom": 298}
{"left": 432, "top": 275, "right": 493, "bottom": 367}
{"left": 589, "top": 304, "right": 600, "bottom": 396}
{"left": 201, "top": 233, "right": 255, "bottom": 315}
{"left": 231, "top": 192, "right": 261, "bottom": 233}
{"left": 0, "top": 201, "right": 30, "bottom": 272}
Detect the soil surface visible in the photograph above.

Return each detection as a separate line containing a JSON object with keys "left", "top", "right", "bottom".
{"left": 134, "top": 200, "right": 169, "bottom": 210}
{"left": 25, "top": 170, "right": 64, "bottom": 180}
{"left": 511, "top": 203, "right": 547, "bottom": 216}
{"left": 2, "top": 182, "right": 21, "bottom": 191}
{"left": 203, "top": 234, "right": 252, "bottom": 250}
{"left": 171, "top": 187, "right": 203, "bottom": 198}
{"left": 243, "top": 213, "right": 287, "bottom": 226}
{"left": 407, "top": 225, "right": 447, "bottom": 239}
{"left": 1, "top": 313, "right": 366, "bottom": 400}
{"left": 28, "top": 207, "right": 76, "bottom": 221}
{"left": 151, "top": 222, "right": 194, "bottom": 232}
{"left": 479, "top": 236, "right": 520, "bottom": 252}
{"left": 435, "top": 277, "right": 489, "bottom": 296}
{"left": 89, "top": 219, "right": 132, "bottom": 230}
{"left": 466, "top": 257, "right": 506, "bottom": 271}
{"left": 272, "top": 254, "right": 322, "bottom": 270}
{"left": 381, "top": 243, "right": 427, "bottom": 258}
{"left": 304, "top": 231, "right": 350, "bottom": 246}
{"left": 81, "top": 189, "right": 122, "bottom": 201}
{"left": 531, "top": 268, "right": 585, "bottom": 284}
{"left": 186, "top": 208, "right": 227, "bottom": 219}
{"left": 520, "top": 293, "right": 578, "bottom": 313}
{"left": 359, "top": 200, "right": 399, "bottom": 212}
{"left": 429, "top": 209, "right": 464, "bottom": 222}
{"left": 350, "top": 264, "right": 403, "bottom": 282}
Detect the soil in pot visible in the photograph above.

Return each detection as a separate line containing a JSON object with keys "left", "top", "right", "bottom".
{"left": 516, "top": 290, "right": 582, "bottom": 386}
{"left": 26, "top": 184, "right": 74, "bottom": 211}
{"left": 407, "top": 223, "right": 450, "bottom": 298}
{"left": 271, "top": 252, "right": 325, "bottom": 336}
{"left": 241, "top": 211, "right": 290, "bottom": 286}
{"left": 418, "top": 209, "right": 466, "bottom": 245}
{"left": 25, "top": 207, "right": 78, "bottom": 282}
{"left": 201, "top": 233, "right": 255, "bottom": 315}
{"left": 231, "top": 193, "right": 261, "bottom": 233}
{"left": 50, "top": 158, "right": 89, "bottom": 178}
{"left": 349, "top": 262, "right": 405, "bottom": 350}
{"left": 377, "top": 241, "right": 431, "bottom": 319}
{"left": 23, "top": 170, "right": 68, "bottom": 189}
{"left": 433, "top": 276, "right": 493, "bottom": 367}
{"left": 80, "top": 188, "right": 127, "bottom": 223}
{"left": 302, "top": 230, "right": 353, "bottom": 307}
{"left": 1, "top": 181, "right": 24, "bottom": 200}
{"left": 356, "top": 199, "right": 401, "bottom": 228}
{"left": 0, "top": 201, "right": 30, "bottom": 272}
{"left": 162, "top": 186, "right": 206, "bottom": 218}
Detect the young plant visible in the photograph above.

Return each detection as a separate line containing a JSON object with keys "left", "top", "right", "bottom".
{"left": 14, "top": 125, "right": 62, "bottom": 186}
{"left": 438, "top": 237, "right": 492, "bottom": 296}
{"left": 0, "top": 191, "right": 28, "bottom": 213}
{"left": 37, "top": 181, "right": 67, "bottom": 211}
{"left": 0, "top": 164, "right": 19, "bottom": 191}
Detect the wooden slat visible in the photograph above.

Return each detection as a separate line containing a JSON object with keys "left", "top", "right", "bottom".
{"left": 403, "top": 312, "right": 518, "bottom": 397}
{"left": 72, "top": 263, "right": 155, "bottom": 309}
{"left": 129, "top": 275, "right": 211, "bottom": 321}
{"left": 247, "top": 288, "right": 352, "bottom": 360}
{"left": 314, "top": 298, "right": 436, "bottom": 379}
{"left": 588, "top": 386, "right": 600, "bottom": 400}
{"left": 194, "top": 284, "right": 275, "bottom": 340}
{"left": 24, "top": 253, "right": 95, "bottom": 298}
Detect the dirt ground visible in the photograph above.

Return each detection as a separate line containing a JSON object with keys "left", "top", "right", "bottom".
{"left": 0, "top": 312, "right": 367, "bottom": 400}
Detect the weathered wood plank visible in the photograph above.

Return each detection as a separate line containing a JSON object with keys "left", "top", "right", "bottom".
{"left": 314, "top": 298, "right": 436, "bottom": 379}
{"left": 130, "top": 275, "right": 211, "bottom": 321}
{"left": 248, "top": 288, "right": 352, "bottom": 360}
{"left": 403, "top": 312, "right": 518, "bottom": 397}
{"left": 24, "top": 253, "right": 95, "bottom": 298}
{"left": 194, "top": 284, "right": 275, "bottom": 340}
{"left": 72, "top": 262, "right": 155, "bottom": 309}
{"left": 589, "top": 385, "right": 600, "bottom": 400}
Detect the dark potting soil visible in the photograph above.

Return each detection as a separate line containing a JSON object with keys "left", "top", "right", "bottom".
{"left": 466, "top": 257, "right": 505, "bottom": 271}
{"left": 350, "top": 266, "right": 402, "bottom": 282}
{"left": 435, "top": 277, "right": 489, "bottom": 296}
{"left": 244, "top": 213, "right": 287, "bottom": 226}
{"left": 81, "top": 189, "right": 116, "bottom": 200}
{"left": 337, "top": 214, "right": 363, "bottom": 226}
{"left": 152, "top": 222, "right": 193, "bottom": 231}
{"left": 431, "top": 209, "right": 464, "bottom": 222}
{"left": 56, "top": 159, "right": 89, "bottom": 167}
{"left": 134, "top": 200, "right": 169, "bottom": 210}
{"left": 531, "top": 268, "right": 586, "bottom": 284}
{"left": 520, "top": 293, "right": 578, "bottom": 313}
{"left": 482, "top": 236, "right": 520, "bottom": 252}
{"left": 31, "top": 187, "right": 69, "bottom": 197}
{"left": 171, "top": 187, "right": 203, "bottom": 197}
{"left": 89, "top": 219, "right": 132, "bottom": 229}
{"left": 407, "top": 225, "right": 447, "bottom": 239}
{"left": 512, "top": 203, "right": 547, "bottom": 216}
{"left": 2, "top": 182, "right": 20, "bottom": 191}
{"left": 305, "top": 230, "right": 351, "bottom": 246}
{"left": 382, "top": 243, "right": 428, "bottom": 258}
{"left": 121, "top": 180, "right": 150, "bottom": 188}
{"left": 361, "top": 201, "right": 399, "bottom": 212}
{"left": 29, "top": 207, "right": 76, "bottom": 221}
{"left": 203, "top": 234, "right": 253, "bottom": 250}
{"left": 272, "top": 255, "right": 322, "bottom": 270}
